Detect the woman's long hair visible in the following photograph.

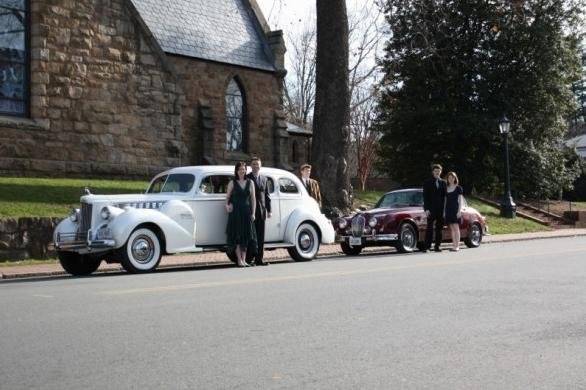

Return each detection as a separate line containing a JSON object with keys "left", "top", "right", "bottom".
{"left": 234, "top": 161, "right": 247, "bottom": 180}
{"left": 446, "top": 171, "right": 459, "bottom": 185}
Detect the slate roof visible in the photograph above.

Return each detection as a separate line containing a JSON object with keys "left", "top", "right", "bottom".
{"left": 131, "top": 0, "right": 275, "bottom": 72}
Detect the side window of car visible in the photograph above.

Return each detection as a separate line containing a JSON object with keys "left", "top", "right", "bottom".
{"left": 278, "top": 178, "right": 299, "bottom": 194}
{"left": 161, "top": 174, "right": 196, "bottom": 193}
{"left": 147, "top": 175, "right": 168, "bottom": 193}
{"left": 199, "top": 175, "right": 232, "bottom": 194}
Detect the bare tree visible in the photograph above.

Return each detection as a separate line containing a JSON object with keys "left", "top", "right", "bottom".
{"left": 347, "top": 1, "right": 385, "bottom": 111}
{"left": 283, "top": 2, "right": 385, "bottom": 124}
{"left": 284, "top": 25, "right": 316, "bottom": 126}
{"left": 264, "top": 0, "right": 384, "bottom": 206}
{"left": 349, "top": 88, "right": 381, "bottom": 191}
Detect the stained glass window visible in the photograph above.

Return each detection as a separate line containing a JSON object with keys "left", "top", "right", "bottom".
{"left": 0, "top": 0, "right": 27, "bottom": 116}
{"left": 225, "top": 78, "right": 246, "bottom": 152}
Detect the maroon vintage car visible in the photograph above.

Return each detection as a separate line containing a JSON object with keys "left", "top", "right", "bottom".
{"left": 334, "top": 188, "right": 488, "bottom": 255}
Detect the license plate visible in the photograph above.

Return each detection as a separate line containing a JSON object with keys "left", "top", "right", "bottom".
{"left": 349, "top": 237, "right": 362, "bottom": 246}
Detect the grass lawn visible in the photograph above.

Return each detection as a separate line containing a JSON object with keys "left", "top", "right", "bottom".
{"left": 353, "top": 190, "right": 549, "bottom": 235}
{"left": 466, "top": 199, "right": 550, "bottom": 235}
{"left": 353, "top": 190, "right": 386, "bottom": 208}
{"left": 0, "top": 177, "right": 149, "bottom": 218}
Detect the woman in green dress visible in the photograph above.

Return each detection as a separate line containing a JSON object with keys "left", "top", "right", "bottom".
{"left": 225, "top": 161, "right": 257, "bottom": 267}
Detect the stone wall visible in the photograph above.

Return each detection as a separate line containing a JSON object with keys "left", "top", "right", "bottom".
{"left": 0, "top": 217, "right": 60, "bottom": 260}
{"left": 169, "top": 56, "right": 283, "bottom": 167}
{"left": 0, "top": 0, "right": 183, "bottom": 178}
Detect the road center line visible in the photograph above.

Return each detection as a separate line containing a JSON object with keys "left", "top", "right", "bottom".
{"left": 99, "top": 246, "right": 586, "bottom": 296}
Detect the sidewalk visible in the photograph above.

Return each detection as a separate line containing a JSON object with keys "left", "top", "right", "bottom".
{"left": 2, "top": 228, "right": 586, "bottom": 280}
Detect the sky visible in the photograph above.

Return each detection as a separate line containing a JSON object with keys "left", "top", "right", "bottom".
{"left": 256, "top": 0, "right": 366, "bottom": 34}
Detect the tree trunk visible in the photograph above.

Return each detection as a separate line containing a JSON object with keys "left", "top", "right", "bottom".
{"left": 312, "top": 0, "right": 351, "bottom": 216}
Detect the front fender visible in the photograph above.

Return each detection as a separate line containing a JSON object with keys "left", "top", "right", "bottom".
{"left": 109, "top": 207, "right": 194, "bottom": 253}
{"left": 53, "top": 217, "right": 79, "bottom": 243}
{"left": 284, "top": 209, "right": 335, "bottom": 245}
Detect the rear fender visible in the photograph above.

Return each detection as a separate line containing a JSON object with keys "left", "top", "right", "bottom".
{"left": 284, "top": 209, "right": 335, "bottom": 244}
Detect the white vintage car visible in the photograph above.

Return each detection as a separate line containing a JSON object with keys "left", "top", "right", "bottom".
{"left": 53, "top": 166, "right": 335, "bottom": 276}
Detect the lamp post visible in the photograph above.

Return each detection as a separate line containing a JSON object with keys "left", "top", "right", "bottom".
{"left": 499, "top": 115, "right": 516, "bottom": 218}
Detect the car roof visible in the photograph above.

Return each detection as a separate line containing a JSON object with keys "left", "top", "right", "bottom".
{"left": 156, "top": 165, "right": 300, "bottom": 180}
{"left": 383, "top": 188, "right": 422, "bottom": 196}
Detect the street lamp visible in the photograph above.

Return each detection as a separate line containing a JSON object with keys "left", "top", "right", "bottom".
{"left": 499, "top": 115, "right": 516, "bottom": 218}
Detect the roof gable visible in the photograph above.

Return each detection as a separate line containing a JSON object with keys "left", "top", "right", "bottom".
{"left": 131, "top": 0, "right": 276, "bottom": 72}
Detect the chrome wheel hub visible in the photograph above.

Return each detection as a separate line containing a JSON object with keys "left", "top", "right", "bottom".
{"left": 402, "top": 230, "right": 415, "bottom": 248}
{"left": 132, "top": 236, "right": 154, "bottom": 263}
{"left": 299, "top": 232, "right": 313, "bottom": 251}
{"left": 471, "top": 226, "right": 481, "bottom": 243}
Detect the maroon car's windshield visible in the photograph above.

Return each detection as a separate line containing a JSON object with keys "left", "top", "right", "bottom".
{"left": 375, "top": 191, "right": 423, "bottom": 209}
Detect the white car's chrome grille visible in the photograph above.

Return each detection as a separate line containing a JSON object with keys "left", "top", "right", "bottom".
{"left": 351, "top": 215, "right": 365, "bottom": 237}
{"left": 79, "top": 203, "right": 92, "bottom": 234}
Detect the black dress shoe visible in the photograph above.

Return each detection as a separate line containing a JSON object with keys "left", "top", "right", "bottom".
{"left": 255, "top": 261, "right": 269, "bottom": 266}
{"left": 433, "top": 247, "right": 442, "bottom": 252}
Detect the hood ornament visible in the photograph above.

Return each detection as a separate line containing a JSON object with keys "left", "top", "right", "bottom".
{"left": 84, "top": 187, "right": 92, "bottom": 195}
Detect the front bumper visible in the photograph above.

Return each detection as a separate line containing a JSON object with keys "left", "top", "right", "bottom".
{"left": 55, "top": 231, "right": 116, "bottom": 252}
{"left": 335, "top": 233, "right": 399, "bottom": 244}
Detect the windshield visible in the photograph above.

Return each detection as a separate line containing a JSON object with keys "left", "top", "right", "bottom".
{"left": 375, "top": 191, "right": 423, "bottom": 208}
{"left": 147, "top": 174, "right": 195, "bottom": 194}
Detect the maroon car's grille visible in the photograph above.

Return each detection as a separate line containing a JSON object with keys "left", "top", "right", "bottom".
{"left": 351, "top": 215, "right": 365, "bottom": 237}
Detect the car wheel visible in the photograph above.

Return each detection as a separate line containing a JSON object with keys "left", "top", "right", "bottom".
{"left": 287, "top": 222, "right": 320, "bottom": 262}
{"left": 340, "top": 241, "right": 363, "bottom": 256}
{"left": 464, "top": 222, "right": 483, "bottom": 248}
{"left": 58, "top": 251, "right": 102, "bottom": 276}
{"left": 395, "top": 223, "right": 418, "bottom": 253}
{"left": 121, "top": 228, "right": 162, "bottom": 273}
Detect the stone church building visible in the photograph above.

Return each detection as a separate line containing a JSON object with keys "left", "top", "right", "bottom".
{"left": 0, "top": 0, "right": 311, "bottom": 178}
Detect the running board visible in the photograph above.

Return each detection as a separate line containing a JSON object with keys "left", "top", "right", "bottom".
{"left": 265, "top": 243, "right": 295, "bottom": 249}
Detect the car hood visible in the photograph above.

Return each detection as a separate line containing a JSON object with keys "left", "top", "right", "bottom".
{"left": 345, "top": 206, "right": 422, "bottom": 219}
{"left": 80, "top": 193, "right": 189, "bottom": 205}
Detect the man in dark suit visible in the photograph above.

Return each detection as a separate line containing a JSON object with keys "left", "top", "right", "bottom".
{"left": 247, "top": 156, "right": 271, "bottom": 266}
{"left": 423, "top": 163, "right": 447, "bottom": 252}
{"left": 300, "top": 163, "right": 322, "bottom": 207}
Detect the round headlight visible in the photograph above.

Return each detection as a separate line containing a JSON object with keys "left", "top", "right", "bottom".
{"left": 69, "top": 208, "right": 79, "bottom": 222}
{"left": 368, "top": 217, "right": 378, "bottom": 228}
{"left": 337, "top": 218, "right": 348, "bottom": 229}
{"left": 100, "top": 206, "right": 111, "bottom": 220}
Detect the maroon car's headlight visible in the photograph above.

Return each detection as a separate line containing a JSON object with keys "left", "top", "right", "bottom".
{"left": 368, "top": 217, "right": 378, "bottom": 228}
{"left": 337, "top": 218, "right": 348, "bottom": 229}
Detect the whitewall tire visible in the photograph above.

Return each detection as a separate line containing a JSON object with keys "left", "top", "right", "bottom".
{"left": 287, "top": 222, "right": 320, "bottom": 262}
{"left": 121, "top": 228, "right": 162, "bottom": 273}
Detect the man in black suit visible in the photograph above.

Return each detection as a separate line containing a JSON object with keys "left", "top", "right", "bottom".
{"left": 423, "top": 163, "right": 447, "bottom": 252}
{"left": 247, "top": 156, "right": 271, "bottom": 266}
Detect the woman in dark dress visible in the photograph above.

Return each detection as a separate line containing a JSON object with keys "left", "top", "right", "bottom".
{"left": 225, "top": 161, "right": 257, "bottom": 267}
{"left": 445, "top": 171, "right": 464, "bottom": 251}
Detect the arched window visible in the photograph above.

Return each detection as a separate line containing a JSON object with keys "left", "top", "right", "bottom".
{"left": 0, "top": 0, "right": 28, "bottom": 117}
{"left": 225, "top": 78, "right": 246, "bottom": 152}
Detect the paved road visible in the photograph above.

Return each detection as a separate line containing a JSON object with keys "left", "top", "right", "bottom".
{"left": 1, "top": 237, "right": 585, "bottom": 389}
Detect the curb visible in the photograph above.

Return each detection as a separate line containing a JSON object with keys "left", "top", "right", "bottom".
{"left": 2, "top": 230, "right": 586, "bottom": 280}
